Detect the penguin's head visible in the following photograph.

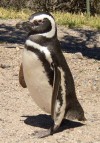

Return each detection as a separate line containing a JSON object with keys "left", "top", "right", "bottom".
{"left": 16, "top": 12, "right": 57, "bottom": 38}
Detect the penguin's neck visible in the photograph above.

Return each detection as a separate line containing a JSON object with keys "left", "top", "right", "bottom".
{"left": 28, "top": 26, "right": 57, "bottom": 39}
{"left": 27, "top": 34, "right": 57, "bottom": 47}
{"left": 25, "top": 35, "right": 53, "bottom": 66}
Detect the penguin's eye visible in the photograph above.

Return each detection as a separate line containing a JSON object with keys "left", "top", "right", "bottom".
{"left": 38, "top": 20, "right": 42, "bottom": 23}
{"left": 33, "top": 20, "right": 43, "bottom": 26}
{"left": 34, "top": 20, "right": 39, "bottom": 26}
{"left": 38, "top": 20, "right": 43, "bottom": 24}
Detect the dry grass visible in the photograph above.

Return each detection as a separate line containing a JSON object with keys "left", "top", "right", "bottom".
{"left": 0, "top": 7, "right": 100, "bottom": 29}
{"left": 0, "top": 7, "right": 29, "bottom": 19}
{"left": 53, "top": 12, "right": 100, "bottom": 29}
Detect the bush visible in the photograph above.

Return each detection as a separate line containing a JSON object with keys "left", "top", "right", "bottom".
{"left": 0, "top": 0, "right": 99, "bottom": 14}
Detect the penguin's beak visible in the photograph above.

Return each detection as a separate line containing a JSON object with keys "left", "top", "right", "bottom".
{"left": 16, "top": 21, "right": 32, "bottom": 32}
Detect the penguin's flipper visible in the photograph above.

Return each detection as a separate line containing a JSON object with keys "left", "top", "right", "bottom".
{"left": 50, "top": 65, "right": 64, "bottom": 134}
{"left": 51, "top": 65, "right": 61, "bottom": 119}
{"left": 19, "top": 63, "right": 27, "bottom": 88}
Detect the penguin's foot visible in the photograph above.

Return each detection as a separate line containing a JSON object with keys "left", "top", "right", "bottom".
{"left": 34, "top": 129, "right": 53, "bottom": 138}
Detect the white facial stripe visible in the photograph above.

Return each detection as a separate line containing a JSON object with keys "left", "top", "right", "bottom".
{"left": 26, "top": 39, "right": 52, "bottom": 63}
{"left": 30, "top": 14, "right": 56, "bottom": 38}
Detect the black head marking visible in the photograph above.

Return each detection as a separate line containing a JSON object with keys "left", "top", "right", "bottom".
{"left": 28, "top": 17, "right": 52, "bottom": 35}
{"left": 20, "top": 11, "right": 57, "bottom": 38}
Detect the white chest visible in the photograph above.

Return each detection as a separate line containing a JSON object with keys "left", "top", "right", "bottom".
{"left": 23, "top": 48, "right": 53, "bottom": 113}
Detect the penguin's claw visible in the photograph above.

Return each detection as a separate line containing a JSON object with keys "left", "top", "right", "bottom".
{"left": 34, "top": 129, "right": 53, "bottom": 138}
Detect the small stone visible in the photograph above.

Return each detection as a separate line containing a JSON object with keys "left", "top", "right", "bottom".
{"left": 13, "top": 74, "right": 18, "bottom": 76}
{"left": 0, "top": 118, "right": 3, "bottom": 121}
{"left": 16, "top": 47, "right": 20, "bottom": 51}
{"left": 75, "top": 52, "right": 83, "bottom": 59}
{"left": 0, "top": 64, "right": 11, "bottom": 69}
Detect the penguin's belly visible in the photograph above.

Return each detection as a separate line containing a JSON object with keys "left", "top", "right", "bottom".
{"left": 23, "top": 48, "right": 52, "bottom": 113}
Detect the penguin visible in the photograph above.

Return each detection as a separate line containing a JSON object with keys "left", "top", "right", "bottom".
{"left": 17, "top": 11, "right": 86, "bottom": 138}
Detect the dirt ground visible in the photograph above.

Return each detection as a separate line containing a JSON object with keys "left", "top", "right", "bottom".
{"left": 0, "top": 20, "right": 100, "bottom": 143}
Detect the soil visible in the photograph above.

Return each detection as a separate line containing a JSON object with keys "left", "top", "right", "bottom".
{"left": 0, "top": 20, "right": 100, "bottom": 143}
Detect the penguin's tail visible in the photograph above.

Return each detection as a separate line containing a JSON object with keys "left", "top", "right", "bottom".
{"left": 65, "top": 99, "right": 86, "bottom": 121}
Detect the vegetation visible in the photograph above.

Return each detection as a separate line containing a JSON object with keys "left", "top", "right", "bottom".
{"left": 0, "top": 7, "right": 100, "bottom": 29}
{"left": 0, "top": 0, "right": 100, "bottom": 14}
{"left": 0, "top": 7, "right": 30, "bottom": 19}
{"left": 54, "top": 12, "right": 100, "bottom": 29}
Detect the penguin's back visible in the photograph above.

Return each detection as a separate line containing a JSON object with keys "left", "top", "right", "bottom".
{"left": 23, "top": 48, "right": 53, "bottom": 113}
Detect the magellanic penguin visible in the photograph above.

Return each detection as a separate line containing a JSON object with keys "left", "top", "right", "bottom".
{"left": 17, "top": 11, "right": 86, "bottom": 138}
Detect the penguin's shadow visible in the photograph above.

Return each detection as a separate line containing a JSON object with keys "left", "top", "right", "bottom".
{"left": 22, "top": 114, "right": 84, "bottom": 133}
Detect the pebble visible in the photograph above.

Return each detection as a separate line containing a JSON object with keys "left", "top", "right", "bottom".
{"left": 16, "top": 47, "right": 20, "bottom": 51}
{"left": 75, "top": 52, "right": 83, "bottom": 59}
{"left": 0, "top": 64, "right": 11, "bottom": 69}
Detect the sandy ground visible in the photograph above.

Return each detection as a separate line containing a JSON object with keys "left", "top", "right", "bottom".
{"left": 0, "top": 20, "right": 100, "bottom": 143}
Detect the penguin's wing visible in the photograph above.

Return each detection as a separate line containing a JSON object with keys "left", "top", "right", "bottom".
{"left": 51, "top": 64, "right": 61, "bottom": 118}
{"left": 50, "top": 63, "right": 67, "bottom": 133}
{"left": 19, "top": 63, "right": 27, "bottom": 88}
